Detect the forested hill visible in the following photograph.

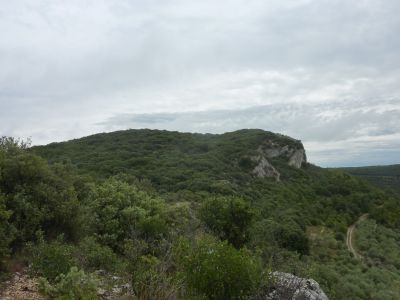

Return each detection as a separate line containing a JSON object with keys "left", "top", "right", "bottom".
{"left": 32, "top": 129, "right": 307, "bottom": 192}
{"left": 338, "top": 164, "right": 400, "bottom": 193}
{"left": 1, "top": 129, "right": 399, "bottom": 299}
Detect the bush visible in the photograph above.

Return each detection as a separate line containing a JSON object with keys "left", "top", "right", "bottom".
{"left": 29, "top": 237, "right": 76, "bottom": 282}
{"left": 176, "top": 236, "right": 263, "bottom": 299}
{"left": 123, "top": 239, "right": 181, "bottom": 299}
{"left": 274, "top": 225, "right": 310, "bottom": 255}
{"left": 200, "top": 196, "right": 254, "bottom": 248}
{"left": 0, "top": 141, "right": 84, "bottom": 247}
{"left": 77, "top": 237, "right": 121, "bottom": 272}
{"left": 132, "top": 254, "right": 179, "bottom": 299}
{"left": 88, "top": 178, "right": 168, "bottom": 250}
{"left": 39, "top": 267, "right": 98, "bottom": 300}
{"left": 0, "top": 193, "right": 14, "bottom": 267}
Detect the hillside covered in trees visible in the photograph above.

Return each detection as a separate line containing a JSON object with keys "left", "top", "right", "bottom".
{"left": 338, "top": 165, "right": 400, "bottom": 193}
{"left": 1, "top": 129, "right": 400, "bottom": 299}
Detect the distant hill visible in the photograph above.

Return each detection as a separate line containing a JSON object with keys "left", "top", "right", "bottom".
{"left": 31, "top": 129, "right": 307, "bottom": 192}
{"left": 339, "top": 164, "right": 400, "bottom": 193}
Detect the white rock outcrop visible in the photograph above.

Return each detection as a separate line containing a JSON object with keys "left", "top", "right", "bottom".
{"left": 288, "top": 149, "right": 306, "bottom": 169}
{"left": 267, "top": 272, "right": 329, "bottom": 300}
{"left": 252, "top": 155, "right": 281, "bottom": 181}
{"left": 251, "top": 140, "right": 307, "bottom": 180}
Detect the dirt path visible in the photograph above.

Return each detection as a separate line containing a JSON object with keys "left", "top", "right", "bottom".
{"left": 346, "top": 213, "right": 368, "bottom": 260}
{"left": 0, "top": 271, "right": 44, "bottom": 300}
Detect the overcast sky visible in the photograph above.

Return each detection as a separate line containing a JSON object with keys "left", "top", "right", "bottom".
{"left": 1, "top": 0, "right": 399, "bottom": 167}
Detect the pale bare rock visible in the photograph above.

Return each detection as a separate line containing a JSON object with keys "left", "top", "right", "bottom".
{"left": 260, "top": 144, "right": 290, "bottom": 158}
{"left": 288, "top": 149, "right": 306, "bottom": 169}
{"left": 268, "top": 272, "right": 329, "bottom": 300}
{"left": 252, "top": 155, "right": 281, "bottom": 181}
{"left": 0, "top": 272, "right": 45, "bottom": 300}
{"left": 254, "top": 140, "right": 307, "bottom": 177}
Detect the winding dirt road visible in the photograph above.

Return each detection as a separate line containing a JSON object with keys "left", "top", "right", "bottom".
{"left": 346, "top": 213, "right": 368, "bottom": 260}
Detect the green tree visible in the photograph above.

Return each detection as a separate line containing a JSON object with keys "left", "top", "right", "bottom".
{"left": 200, "top": 196, "right": 254, "bottom": 248}
{"left": 274, "top": 225, "right": 309, "bottom": 255}
{"left": 88, "top": 177, "right": 168, "bottom": 250}
{"left": 0, "top": 150, "right": 83, "bottom": 247}
{"left": 0, "top": 137, "right": 85, "bottom": 248}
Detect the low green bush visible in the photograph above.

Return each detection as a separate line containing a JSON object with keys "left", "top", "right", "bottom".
{"left": 199, "top": 196, "right": 254, "bottom": 248}
{"left": 77, "top": 237, "right": 121, "bottom": 272}
{"left": 123, "top": 239, "right": 181, "bottom": 299}
{"left": 0, "top": 193, "right": 14, "bottom": 267}
{"left": 39, "top": 266, "right": 98, "bottom": 300}
{"left": 88, "top": 178, "right": 168, "bottom": 251}
{"left": 274, "top": 225, "right": 310, "bottom": 255}
{"left": 29, "top": 237, "right": 76, "bottom": 282}
{"left": 176, "top": 236, "right": 263, "bottom": 300}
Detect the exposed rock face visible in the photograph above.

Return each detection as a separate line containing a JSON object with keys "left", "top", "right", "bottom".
{"left": 288, "top": 149, "right": 306, "bottom": 169}
{"left": 262, "top": 145, "right": 290, "bottom": 158}
{"left": 267, "top": 272, "right": 329, "bottom": 300}
{"left": 251, "top": 140, "right": 307, "bottom": 180}
{"left": 252, "top": 155, "right": 281, "bottom": 181}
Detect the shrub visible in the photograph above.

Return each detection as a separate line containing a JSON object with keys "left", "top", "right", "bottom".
{"left": 77, "top": 237, "right": 121, "bottom": 272}
{"left": 0, "top": 142, "right": 84, "bottom": 247}
{"left": 274, "top": 225, "right": 310, "bottom": 255}
{"left": 88, "top": 178, "right": 168, "bottom": 250}
{"left": 123, "top": 239, "right": 181, "bottom": 299}
{"left": 132, "top": 255, "right": 180, "bottom": 299}
{"left": 0, "top": 193, "right": 14, "bottom": 267}
{"left": 199, "top": 196, "right": 254, "bottom": 248}
{"left": 335, "top": 232, "right": 345, "bottom": 241}
{"left": 39, "top": 267, "right": 98, "bottom": 300}
{"left": 29, "top": 237, "right": 76, "bottom": 282}
{"left": 176, "top": 236, "right": 263, "bottom": 299}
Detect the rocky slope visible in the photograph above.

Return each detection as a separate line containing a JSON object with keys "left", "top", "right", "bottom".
{"left": 252, "top": 140, "right": 307, "bottom": 181}
{"left": 0, "top": 272, "right": 44, "bottom": 300}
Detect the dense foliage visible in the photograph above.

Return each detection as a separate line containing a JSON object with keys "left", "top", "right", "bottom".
{"left": 31, "top": 129, "right": 302, "bottom": 192}
{"left": 39, "top": 267, "right": 98, "bottom": 300}
{"left": 199, "top": 196, "right": 254, "bottom": 248}
{"left": 175, "top": 236, "right": 264, "bottom": 299}
{"left": 0, "top": 130, "right": 399, "bottom": 299}
{"left": 338, "top": 164, "right": 400, "bottom": 193}
{"left": 88, "top": 177, "right": 168, "bottom": 251}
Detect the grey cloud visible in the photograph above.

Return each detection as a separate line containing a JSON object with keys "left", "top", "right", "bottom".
{"left": 121, "top": 113, "right": 179, "bottom": 124}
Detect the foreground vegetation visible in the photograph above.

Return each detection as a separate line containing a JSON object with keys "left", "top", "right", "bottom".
{"left": 1, "top": 129, "right": 400, "bottom": 299}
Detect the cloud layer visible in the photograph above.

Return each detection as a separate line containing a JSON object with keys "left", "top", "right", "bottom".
{"left": 1, "top": 0, "right": 399, "bottom": 166}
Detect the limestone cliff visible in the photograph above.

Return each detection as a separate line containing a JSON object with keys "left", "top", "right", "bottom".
{"left": 252, "top": 155, "right": 281, "bottom": 181}
{"left": 251, "top": 139, "right": 307, "bottom": 181}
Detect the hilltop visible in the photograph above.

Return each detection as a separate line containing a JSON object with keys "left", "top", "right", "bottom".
{"left": 32, "top": 129, "right": 307, "bottom": 191}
